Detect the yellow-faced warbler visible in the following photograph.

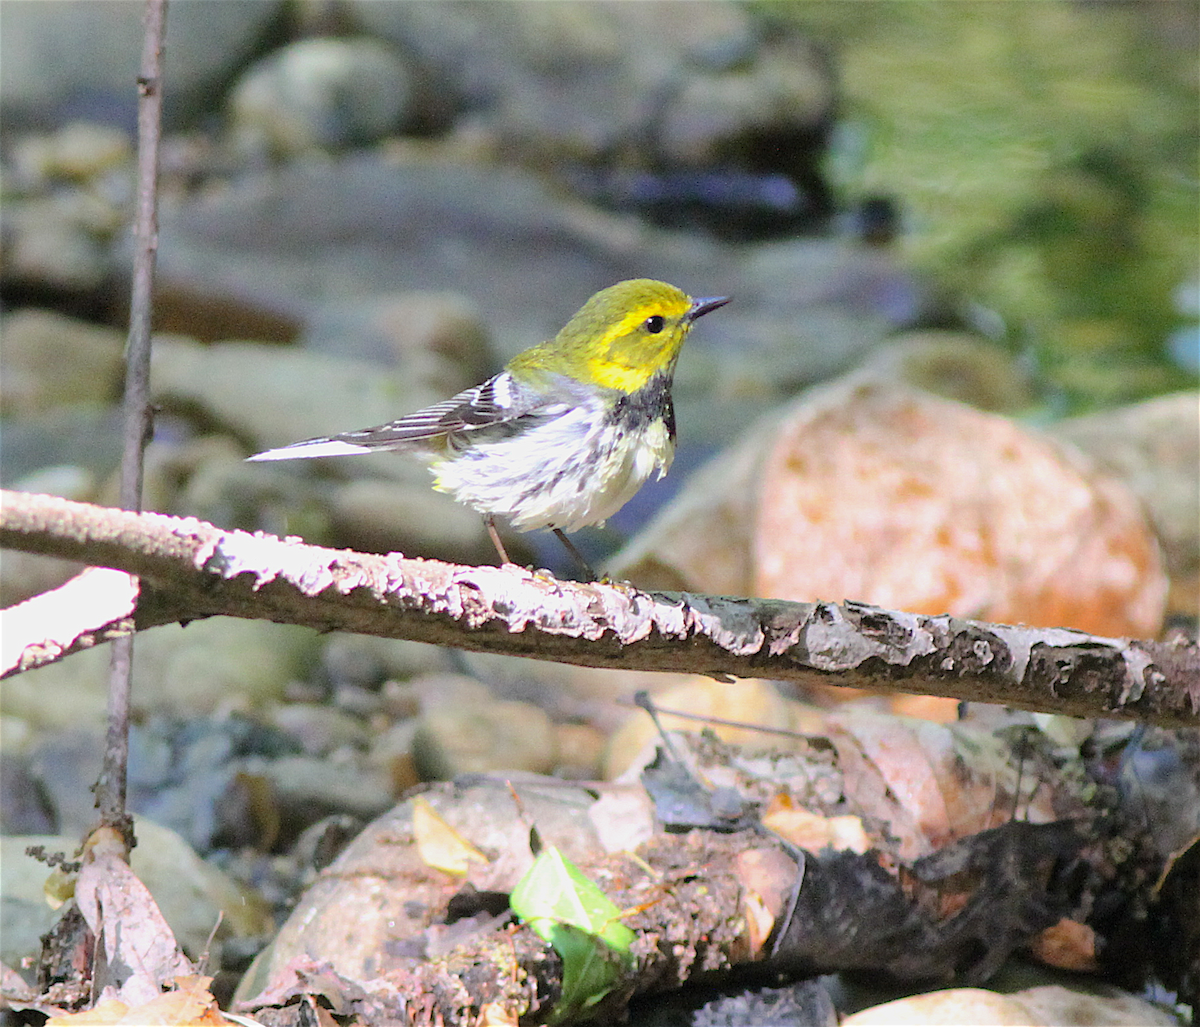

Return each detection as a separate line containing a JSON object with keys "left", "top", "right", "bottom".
{"left": 247, "top": 278, "right": 729, "bottom": 575}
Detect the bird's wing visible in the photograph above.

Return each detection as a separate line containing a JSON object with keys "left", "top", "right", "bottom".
{"left": 246, "top": 371, "right": 565, "bottom": 461}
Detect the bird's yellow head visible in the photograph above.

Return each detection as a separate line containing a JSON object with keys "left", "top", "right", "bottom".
{"left": 509, "top": 279, "right": 729, "bottom": 393}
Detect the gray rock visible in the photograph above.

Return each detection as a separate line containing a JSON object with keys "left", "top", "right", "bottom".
{"left": 346, "top": 1, "right": 831, "bottom": 166}
{"left": 301, "top": 291, "right": 496, "bottom": 396}
{"left": 0, "top": 310, "right": 126, "bottom": 415}
{"left": 412, "top": 697, "right": 558, "bottom": 779}
{"left": 320, "top": 634, "right": 455, "bottom": 690}
{"left": 328, "top": 475, "right": 497, "bottom": 563}
{"left": 0, "top": 0, "right": 285, "bottom": 128}
{"left": 1052, "top": 392, "right": 1200, "bottom": 619}
{"left": 229, "top": 37, "right": 415, "bottom": 156}
{"left": 8, "top": 121, "right": 132, "bottom": 184}
{"left": 150, "top": 335, "right": 447, "bottom": 454}
{"left": 3, "top": 196, "right": 115, "bottom": 291}
{"left": 267, "top": 702, "right": 370, "bottom": 757}
{"left": 24, "top": 728, "right": 105, "bottom": 837}
{"left": 2, "top": 619, "right": 319, "bottom": 731}
{"left": 0, "top": 751, "right": 55, "bottom": 835}
{"left": 249, "top": 753, "right": 395, "bottom": 831}
{"left": 0, "top": 405, "right": 125, "bottom": 487}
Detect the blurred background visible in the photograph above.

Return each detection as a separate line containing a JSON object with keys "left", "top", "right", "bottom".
{"left": 2, "top": 0, "right": 1197, "bottom": 995}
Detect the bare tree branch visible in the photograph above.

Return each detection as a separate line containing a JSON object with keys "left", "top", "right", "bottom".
{"left": 2, "top": 489, "right": 1197, "bottom": 725}
{"left": 97, "top": 0, "right": 167, "bottom": 841}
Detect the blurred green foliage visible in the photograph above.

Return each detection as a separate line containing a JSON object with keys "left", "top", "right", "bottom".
{"left": 763, "top": 0, "right": 1199, "bottom": 410}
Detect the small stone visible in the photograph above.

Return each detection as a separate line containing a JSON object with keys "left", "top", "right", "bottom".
{"left": 320, "top": 635, "right": 455, "bottom": 690}
{"left": 252, "top": 754, "right": 396, "bottom": 831}
{"left": 851, "top": 331, "right": 1036, "bottom": 413}
{"left": 366, "top": 720, "right": 421, "bottom": 794}
{"left": 332, "top": 683, "right": 383, "bottom": 719}
{"left": 5, "top": 196, "right": 115, "bottom": 290}
{"left": 0, "top": 309, "right": 125, "bottom": 415}
{"left": 413, "top": 699, "right": 558, "bottom": 779}
{"left": 267, "top": 703, "right": 369, "bottom": 757}
{"left": 552, "top": 723, "right": 606, "bottom": 779}
{"left": 229, "top": 37, "right": 414, "bottom": 155}
{"left": 10, "top": 122, "right": 132, "bottom": 183}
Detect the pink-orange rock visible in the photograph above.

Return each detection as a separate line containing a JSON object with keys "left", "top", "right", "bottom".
{"left": 753, "top": 382, "right": 1167, "bottom": 638}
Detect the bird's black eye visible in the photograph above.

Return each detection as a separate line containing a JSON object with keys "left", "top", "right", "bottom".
{"left": 644, "top": 315, "right": 665, "bottom": 334}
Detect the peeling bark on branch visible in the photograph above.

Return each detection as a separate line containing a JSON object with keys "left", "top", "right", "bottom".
{"left": 2, "top": 490, "right": 1197, "bottom": 725}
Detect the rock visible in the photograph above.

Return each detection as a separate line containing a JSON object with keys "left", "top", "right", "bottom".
{"left": 251, "top": 754, "right": 395, "bottom": 835}
{"left": 348, "top": 1, "right": 833, "bottom": 175}
{"left": 2, "top": 619, "right": 319, "bottom": 731}
{"left": 1052, "top": 392, "right": 1200, "bottom": 619}
{"left": 0, "top": 751, "right": 55, "bottom": 834}
{"left": 301, "top": 291, "right": 496, "bottom": 396}
{"left": 656, "top": 27, "right": 832, "bottom": 167}
{"left": 0, "top": 0, "right": 285, "bottom": 128}
{"left": 327, "top": 476, "right": 498, "bottom": 563}
{"left": 0, "top": 405, "right": 125, "bottom": 486}
{"left": 24, "top": 728, "right": 105, "bottom": 838}
{"left": 0, "top": 716, "right": 35, "bottom": 754}
{"left": 843, "top": 983, "right": 1178, "bottom": 1026}
{"left": 851, "top": 330, "right": 1036, "bottom": 413}
{"left": 266, "top": 703, "right": 370, "bottom": 758}
{"left": 320, "top": 634, "right": 454, "bottom": 690}
{"left": 407, "top": 672, "right": 495, "bottom": 712}
{"left": 229, "top": 37, "right": 415, "bottom": 156}
{"left": 752, "top": 382, "right": 1167, "bottom": 638}
{"left": 365, "top": 720, "right": 421, "bottom": 795}
{"left": 0, "top": 309, "right": 125, "bottom": 415}
{"left": 8, "top": 464, "right": 96, "bottom": 502}
{"left": 552, "top": 723, "right": 606, "bottom": 779}
{"left": 8, "top": 121, "right": 132, "bottom": 183}
{"left": 24, "top": 717, "right": 267, "bottom": 848}
{"left": 149, "top": 336, "right": 446, "bottom": 456}
{"left": 412, "top": 698, "right": 558, "bottom": 779}
{"left": 0, "top": 817, "right": 272, "bottom": 977}
{"left": 235, "top": 779, "right": 607, "bottom": 1006}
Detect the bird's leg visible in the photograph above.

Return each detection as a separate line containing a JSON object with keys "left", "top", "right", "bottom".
{"left": 484, "top": 515, "right": 513, "bottom": 566}
{"left": 552, "top": 528, "right": 597, "bottom": 581}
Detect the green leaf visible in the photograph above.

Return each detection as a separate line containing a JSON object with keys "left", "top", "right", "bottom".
{"left": 510, "top": 847, "right": 635, "bottom": 1020}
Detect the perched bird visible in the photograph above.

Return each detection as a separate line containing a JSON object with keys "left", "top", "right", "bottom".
{"left": 247, "top": 278, "right": 729, "bottom": 575}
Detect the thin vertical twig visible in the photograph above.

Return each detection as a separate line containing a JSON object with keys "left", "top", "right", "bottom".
{"left": 95, "top": 0, "right": 167, "bottom": 846}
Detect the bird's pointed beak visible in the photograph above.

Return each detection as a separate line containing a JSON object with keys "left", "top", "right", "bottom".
{"left": 687, "top": 295, "right": 731, "bottom": 322}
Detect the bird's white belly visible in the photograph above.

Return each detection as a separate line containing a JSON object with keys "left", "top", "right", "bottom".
{"left": 431, "top": 406, "right": 673, "bottom": 532}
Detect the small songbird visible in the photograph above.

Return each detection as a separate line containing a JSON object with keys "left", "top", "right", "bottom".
{"left": 247, "top": 278, "right": 729, "bottom": 575}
